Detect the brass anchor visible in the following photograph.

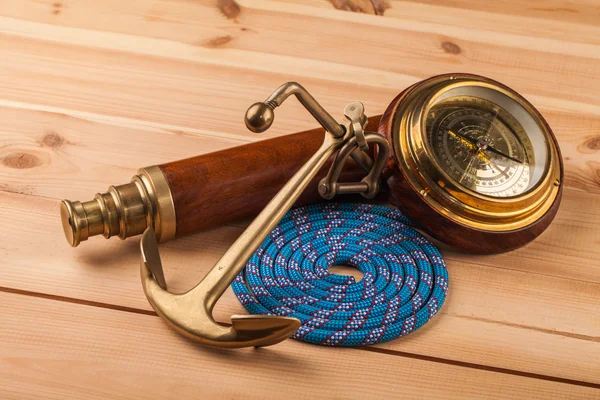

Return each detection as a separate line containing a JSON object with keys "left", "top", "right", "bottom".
{"left": 140, "top": 82, "right": 390, "bottom": 348}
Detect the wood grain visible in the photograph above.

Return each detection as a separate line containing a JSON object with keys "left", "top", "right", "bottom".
{"left": 1, "top": 291, "right": 598, "bottom": 400}
{"left": 1, "top": 0, "right": 599, "bottom": 398}
{"left": 396, "top": 0, "right": 600, "bottom": 25}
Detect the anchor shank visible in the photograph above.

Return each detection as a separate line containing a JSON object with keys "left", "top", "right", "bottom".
{"left": 194, "top": 133, "right": 346, "bottom": 311}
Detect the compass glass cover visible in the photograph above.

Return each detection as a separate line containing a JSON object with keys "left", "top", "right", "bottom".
{"left": 425, "top": 85, "right": 549, "bottom": 198}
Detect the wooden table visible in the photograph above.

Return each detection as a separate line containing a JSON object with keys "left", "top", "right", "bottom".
{"left": 1, "top": 0, "right": 599, "bottom": 398}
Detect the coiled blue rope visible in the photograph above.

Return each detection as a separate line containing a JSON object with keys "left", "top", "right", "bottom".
{"left": 232, "top": 203, "right": 449, "bottom": 346}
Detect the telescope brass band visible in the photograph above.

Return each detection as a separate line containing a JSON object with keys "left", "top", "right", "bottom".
{"left": 61, "top": 166, "right": 176, "bottom": 247}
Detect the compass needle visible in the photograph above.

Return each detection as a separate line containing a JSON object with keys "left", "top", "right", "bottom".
{"left": 485, "top": 146, "right": 524, "bottom": 164}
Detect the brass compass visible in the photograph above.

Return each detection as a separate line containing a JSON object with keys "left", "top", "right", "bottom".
{"left": 382, "top": 74, "right": 563, "bottom": 252}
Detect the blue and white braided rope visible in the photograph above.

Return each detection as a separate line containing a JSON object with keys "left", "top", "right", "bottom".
{"left": 231, "top": 203, "right": 449, "bottom": 346}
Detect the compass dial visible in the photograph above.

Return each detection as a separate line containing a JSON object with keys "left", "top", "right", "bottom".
{"left": 384, "top": 74, "right": 562, "bottom": 251}
{"left": 426, "top": 96, "right": 538, "bottom": 197}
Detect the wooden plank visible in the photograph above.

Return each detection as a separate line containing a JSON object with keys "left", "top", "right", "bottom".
{"left": 278, "top": 0, "right": 600, "bottom": 33}
{"left": 3, "top": 0, "right": 599, "bottom": 47}
{"left": 1, "top": 188, "right": 599, "bottom": 383}
{"left": 0, "top": 106, "right": 244, "bottom": 200}
{"left": 0, "top": 16, "right": 598, "bottom": 115}
{"left": 1, "top": 1, "right": 600, "bottom": 117}
{"left": 398, "top": 0, "right": 600, "bottom": 26}
{"left": 1, "top": 291, "right": 597, "bottom": 399}
{"left": 0, "top": 23, "right": 398, "bottom": 138}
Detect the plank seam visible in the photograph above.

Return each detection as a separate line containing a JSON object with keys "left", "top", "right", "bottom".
{"left": 2, "top": 285, "right": 599, "bottom": 389}
{"left": 447, "top": 313, "right": 600, "bottom": 343}
{"left": 0, "top": 286, "right": 157, "bottom": 317}
{"left": 361, "top": 347, "right": 600, "bottom": 390}
{"left": 442, "top": 256, "right": 600, "bottom": 285}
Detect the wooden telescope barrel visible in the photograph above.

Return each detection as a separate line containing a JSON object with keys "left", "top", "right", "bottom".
{"left": 60, "top": 117, "right": 381, "bottom": 247}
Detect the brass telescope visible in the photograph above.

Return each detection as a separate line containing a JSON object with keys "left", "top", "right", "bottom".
{"left": 60, "top": 83, "right": 377, "bottom": 249}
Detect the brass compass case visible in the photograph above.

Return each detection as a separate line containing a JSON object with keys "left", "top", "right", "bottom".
{"left": 381, "top": 74, "right": 563, "bottom": 253}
